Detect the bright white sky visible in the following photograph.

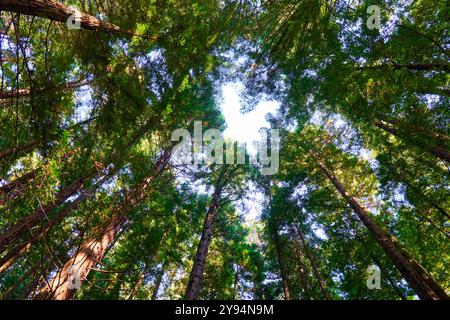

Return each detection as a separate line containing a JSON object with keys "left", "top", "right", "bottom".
{"left": 220, "top": 82, "right": 280, "bottom": 154}
{"left": 219, "top": 82, "right": 280, "bottom": 221}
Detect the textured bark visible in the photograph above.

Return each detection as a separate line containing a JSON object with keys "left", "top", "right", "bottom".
{"left": 0, "top": 171, "right": 113, "bottom": 274}
{"left": 37, "top": 214, "right": 127, "bottom": 300}
{"left": 0, "top": 78, "right": 91, "bottom": 104}
{"left": 294, "top": 225, "right": 331, "bottom": 300}
{"left": 374, "top": 120, "right": 450, "bottom": 163}
{"left": 0, "top": 0, "right": 153, "bottom": 38}
{"left": 273, "top": 228, "right": 291, "bottom": 300}
{"left": 0, "top": 173, "right": 94, "bottom": 254}
{"left": 37, "top": 149, "right": 171, "bottom": 300}
{"left": 184, "top": 168, "right": 231, "bottom": 300}
{"left": 184, "top": 192, "right": 221, "bottom": 300}
{"left": 317, "top": 159, "right": 449, "bottom": 300}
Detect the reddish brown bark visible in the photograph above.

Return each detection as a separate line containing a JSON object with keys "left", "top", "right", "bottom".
{"left": 0, "top": 173, "right": 94, "bottom": 254}
{"left": 184, "top": 168, "right": 230, "bottom": 300}
{"left": 316, "top": 159, "right": 449, "bottom": 300}
{"left": 0, "top": 78, "right": 91, "bottom": 103}
{"left": 184, "top": 191, "right": 221, "bottom": 300}
{"left": 0, "top": 0, "right": 156, "bottom": 39}
{"left": 0, "top": 170, "right": 114, "bottom": 274}
{"left": 37, "top": 149, "right": 171, "bottom": 299}
{"left": 37, "top": 214, "right": 127, "bottom": 300}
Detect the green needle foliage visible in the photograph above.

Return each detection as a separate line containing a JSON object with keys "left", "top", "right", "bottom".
{"left": 0, "top": 0, "right": 448, "bottom": 300}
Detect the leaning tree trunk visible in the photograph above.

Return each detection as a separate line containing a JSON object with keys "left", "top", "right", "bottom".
{"left": 0, "top": 0, "right": 153, "bottom": 38}
{"left": 0, "top": 169, "right": 38, "bottom": 205}
{"left": 0, "top": 172, "right": 95, "bottom": 254}
{"left": 316, "top": 159, "right": 449, "bottom": 300}
{"left": 0, "top": 170, "right": 114, "bottom": 274}
{"left": 36, "top": 214, "right": 127, "bottom": 300}
{"left": 0, "top": 78, "right": 91, "bottom": 104}
{"left": 374, "top": 119, "right": 450, "bottom": 163}
{"left": 37, "top": 149, "right": 171, "bottom": 300}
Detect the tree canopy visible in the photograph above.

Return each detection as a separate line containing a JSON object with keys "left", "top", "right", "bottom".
{"left": 0, "top": 0, "right": 448, "bottom": 300}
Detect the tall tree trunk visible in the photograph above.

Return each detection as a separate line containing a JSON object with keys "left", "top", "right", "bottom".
{"left": 291, "top": 238, "right": 312, "bottom": 299}
{"left": 184, "top": 191, "right": 221, "bottom": 300}
{"left": 0, "top": 172, "right": 94, "bottom": 254}
{"left": 0, "top": 170, "right": 114, "bottom": 274}
{"left": 0, "top": 169, "right": 38, "bottom": 205}
{"left": 316, "top": 159, "right": 449, "bottom": 300}
{"left": 273, "top": 228, "right": 291, "bottom": 300}
{"left": 36, "top": 214, "right": 127, "bottom": 300}
{"left": 0, "top": 0, "right": 154, "bottom": 38}
{"left": 151, "top": 265, "right": 166, "bottom": 300}
{"left": 0, "top": 78, "right": 91, "bottom": 104}
{"left": 128, "top": 268, "right": 146, "bottom": 300}
{"left": 293, "top": 224, "right": 331, "bottom": 300}
{"left": 36, "top": 149, "right": 171, "bottom": 300}
{"left": 0, "top": 169, "right": 37, "bottom": 194}
{"left": 374, "top": 120, "right": 450, "bottom": 163}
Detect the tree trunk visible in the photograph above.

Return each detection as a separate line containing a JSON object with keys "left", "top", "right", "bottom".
{"left": 291, "top": 238, "right": 312, "bottom": 299}
{"left": 36, "top": 214, "right": 127, "bottom": 300}
{"left": 294, "top": 224, "right": 331, "bottom": 299}
{"left": 0, "top": 78, "right": 91, "bottom": 104}
{"left": 0, "top": 170, "right": 113, "bottom": 274}
{"left": 151, "top": 265, "right": 165, "bottom": 300}
{"left": 0, "top": 173, "right": 94, "bottom": 254}
{"left": 0, "top": 169, "right": 38, "bottom": 204}
{"left": 273, "top": 227, "right": 291, "bottom": 300}
{"left": 316, "top": 159, "right": 449, "bottom": 300}
{"left": 36, "top": 149, "right": 171, "bottom": 299}
{"left": 0, "top": 0, "right": 153, "bottom": 38}
{"left": 184, "top": 192, "right": 221, "bottom": 300}
{"left": 374, "top": 120, "right": 450, "bottom": 163}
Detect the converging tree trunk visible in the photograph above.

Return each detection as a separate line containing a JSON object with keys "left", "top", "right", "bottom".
{"left": 374, "top": 120, "right": 450, "bottom": 163}
{"left": 316, "top": 159, "right": 449, "bottom": 300}
{"left": 184, "top": 191, "right": 221, "bottom": 300}
{"left": 0, "top": 173, "right": 94, "bottom": 254}
{"left": 273, "top": 227, "right": 291, "bottom": 300}
{"left": 184, "top": 167, "right": 232, "bottom": 300}
{"left": 36, "top": 149, "right": 171, "bottom": 299}
{"left": 0, "top": 0, "right": 154, "bottom": 38}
